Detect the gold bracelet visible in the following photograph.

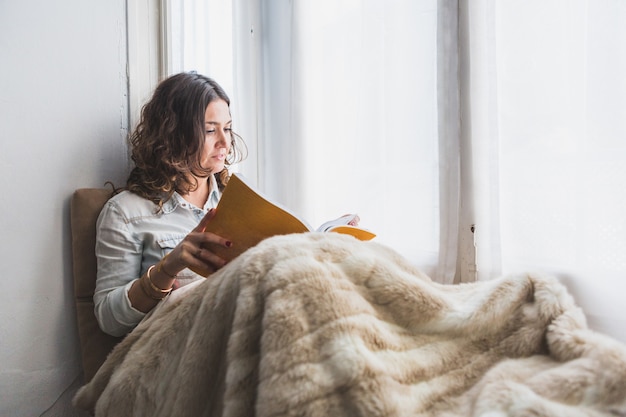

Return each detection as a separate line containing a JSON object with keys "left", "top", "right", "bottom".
{"left": 146, "top": 265, "right": 172, "bottom": 298}
{"left": 138, "top": 275, "right": 157, "bottom": 299}
{"left": 139, "top": 273, "right": 165, "bottom": 300}
{"left": 156, "top": 254, "right": 177, "bottom": 278}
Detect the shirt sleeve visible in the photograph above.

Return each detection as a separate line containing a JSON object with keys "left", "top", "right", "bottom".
{"left": 93, "top": 200, "right": 147, "bottom": 337}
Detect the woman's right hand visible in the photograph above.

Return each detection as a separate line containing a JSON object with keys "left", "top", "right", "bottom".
{"left": 160, "top": 208, "right": 232, "bottom": 277}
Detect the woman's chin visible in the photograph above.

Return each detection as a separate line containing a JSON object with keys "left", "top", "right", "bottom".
{"left": 200, "top": 162, "right": 225, "bottom": 174}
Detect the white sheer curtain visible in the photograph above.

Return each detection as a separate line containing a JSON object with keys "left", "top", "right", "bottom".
{"left": 165, "top": 0, "right": 235, "bottom": 93}
{"left": 462, "top": 0, "right": 626, "bottom": 341}
{"left": 166, "top": 0, "right": 626, "bottom": 341}
{"left": 255, "top": 0, "right": 445, "bottom": 278}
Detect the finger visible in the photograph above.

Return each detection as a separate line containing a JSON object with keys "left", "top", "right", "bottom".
{"left": 193, "top": 247, "right": 228, "bottom": 270}
{"left": 191, "top": 230, "right": 232, "bottom": 250}
{"left": 341, "top": 214, "right": 360, "bottom": 226}
{"left": 194, "top": 208, "right": 217, "bottom": 233}
{"left": 179, "top": 233, "right": 231, "bottom": 266}
{"left": 348, "top": 215, "right": 360, "bottom": 226}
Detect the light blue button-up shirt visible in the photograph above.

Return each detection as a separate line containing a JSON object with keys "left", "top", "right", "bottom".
{"left": 94, "top": 176, "right": 221, "bottom": 336}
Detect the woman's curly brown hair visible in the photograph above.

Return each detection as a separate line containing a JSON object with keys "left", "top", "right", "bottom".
{"left": 125, "top": 72, "right": 246, "bottom": 210}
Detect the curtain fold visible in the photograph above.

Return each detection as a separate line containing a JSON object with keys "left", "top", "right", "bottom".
{"left": 232, "top": 0, "right": 262, "bottom": 184}
{"left": 437, "top": 0, "right": 461, "bottom": 284}
{"left": 457, "top": 0, "right": 503, "bottom": 283}
{"left": 257, "top": 0, "right": 307, "bottom": 212}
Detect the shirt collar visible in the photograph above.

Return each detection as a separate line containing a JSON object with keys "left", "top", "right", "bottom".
{"left": 205, "top": 174, "right": 221, "bottom": 210}
{"left": 162, "top": 175, "right": 222, "bottom": 213}
{"left": 161, "top": 193, "right": 179, "bottom": 214}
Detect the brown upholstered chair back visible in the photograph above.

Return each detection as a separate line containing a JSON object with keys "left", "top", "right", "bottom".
{"left": 70, "top": 188, "right": 124, "bottom": 382}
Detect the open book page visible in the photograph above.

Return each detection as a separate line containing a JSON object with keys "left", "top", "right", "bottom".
{"left": 193, "top": 173, "right": 375, "bottom": 276}
{"left": 321, "top": 224, "right": 376, "bottom": 241}
{"left": 316, "top": 214, "right": 376, "bottom": 241}
{"left": 316, "top": 214, "right": 360, "bottom": 232}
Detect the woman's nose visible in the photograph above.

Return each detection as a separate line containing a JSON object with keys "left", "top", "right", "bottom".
{"left": 216, "top": 130, "right": 228, "bottom": 147}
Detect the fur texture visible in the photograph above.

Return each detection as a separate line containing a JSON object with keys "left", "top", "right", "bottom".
{"left": 74, "top": 233, "right": 626, "bottom": 416}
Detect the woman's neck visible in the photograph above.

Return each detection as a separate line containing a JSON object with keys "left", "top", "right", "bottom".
{"left": 181, "top": 176, "right": 210, "bottom": 208}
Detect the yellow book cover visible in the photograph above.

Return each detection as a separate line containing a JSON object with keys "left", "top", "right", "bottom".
{"left": 194, "top": 173, "right": 376, "bottom": 276}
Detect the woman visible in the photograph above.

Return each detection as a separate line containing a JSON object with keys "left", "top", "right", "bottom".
{"left": 94, "top": 72, "right": 246, "bottom": 337}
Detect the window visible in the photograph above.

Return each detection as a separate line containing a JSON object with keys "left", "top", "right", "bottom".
{"left": 162, "top": 0, "right": 626, "bottom": 341}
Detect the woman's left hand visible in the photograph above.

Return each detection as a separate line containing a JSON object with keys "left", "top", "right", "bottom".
{"left": 159, "top": 208, "right": 232, "bottom": 276}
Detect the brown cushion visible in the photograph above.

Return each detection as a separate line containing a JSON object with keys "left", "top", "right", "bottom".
{"left": 70, "top": 188, "right": 124, "bottom": 382}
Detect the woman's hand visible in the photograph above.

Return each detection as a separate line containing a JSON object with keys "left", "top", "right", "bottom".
{"left": 129, "top": 209, "right": 231, "bottom": 312}
{"left": 160, "top": 209, "right": 232, "bottom": 277}
{"left": 343, "top": 214, "right": 360, "bottom": 226}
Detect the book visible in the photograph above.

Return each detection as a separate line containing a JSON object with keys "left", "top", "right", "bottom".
{"left": 193, "top": 173, "right": 376, "bottom": 276}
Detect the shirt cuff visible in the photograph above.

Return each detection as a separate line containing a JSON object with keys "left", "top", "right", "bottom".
{"left": 120, "top": 279, "right": 147, "bottom": 321}
{"left": 96, "top": 280, "right": 147, "bottom": 337}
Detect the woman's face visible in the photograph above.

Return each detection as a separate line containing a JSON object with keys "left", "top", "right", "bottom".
{"left": 201, "top": 99, "right": 232, "bottom": 174}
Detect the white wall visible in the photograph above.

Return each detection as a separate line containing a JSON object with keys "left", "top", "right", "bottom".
{"left": 0, "top": 1, "right": 130, "bottom": 415}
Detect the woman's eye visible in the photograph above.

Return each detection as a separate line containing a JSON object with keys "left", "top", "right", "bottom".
{"left": 206, "top": 129, "right": 215, "bottom": 134}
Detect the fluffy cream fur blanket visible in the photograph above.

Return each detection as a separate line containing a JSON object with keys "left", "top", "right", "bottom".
{"left": 74, "top": 233, "right": 626, "bottom": 416}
